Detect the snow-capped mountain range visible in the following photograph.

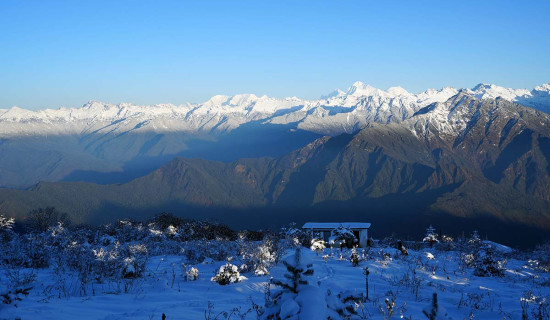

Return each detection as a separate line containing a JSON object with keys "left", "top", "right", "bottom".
{"left": 0, "top": 82, "right": 549, "bottom": 189}
{"left": 1, "top": 82, "right": 549, "bottom": 137}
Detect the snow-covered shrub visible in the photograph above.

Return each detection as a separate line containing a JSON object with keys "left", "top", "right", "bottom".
{"left": 397, "top": 240, "right": 408, "bottom": 256}
{"left": 237, "top": 237, "right": 276, "bottom": 276}
{"left": 22, "top": 234, "right": 50, "bottom": 268}
{"left": 24, "top": 207, "right": 71, "bottom": 234}
{"left": 468, "top": 230, "right": 481, "bottom": 245}
{"left": 0, "top": 285, "right": 31, "bottom": 308}
{"left": 280, "top": 223, "right": 310, "bottom": 247}
{"left": 254, "top": 241, "right": 276, "bottom": 276}
{"left": 325, "top": 289, "right": 364, "bottom": 319}
{"left": 329, "top": 226, "right": 358, "bottom": 249}
{"left": 122, "top": 244, "right": 148, "bottom": 278}
{"left": 108, "top": 219, "right": 147, "bottom": 243}
{"left": 91, "top": 242, "right": 149, "bottom": 280}
{"left": 472, "top": 246, "right": 505, "bottom": 277}
{"left": 532, "top": 242, "right": 550, "bottom": 272}
{"left": 211, "top": 260, "right": 246, "bottom": 285}
{"left": 423, "top": 225, "right": 439, "bottom": 247}
{"left": 435, "top": 235, "right": 456, "bottom": 251}
{"left": 147, "top": 212, "right": 184, "bottom": 231}
{"left": 350, "top": 248, "right": 360, "bottom": 267}
{"left": 186, "top": 267, "right": 199, "bottom": 281}
{"left": 520, "top": 291, "right": 550, "bottom": 320}
{"left": 310, "top": 238, "right": 326, "bottom": 256}
{"left": 183, "top": 220, "right": 237, "bottom": 241}
{"left": 165, "top": 225, "right": 180, "bottom": 239}
{"left": 0, "top": 214, "right": 15, "bottom": 243}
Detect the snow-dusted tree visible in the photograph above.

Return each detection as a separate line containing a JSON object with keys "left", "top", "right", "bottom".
{"left": 238, "top": 237, "right": 277, "bottom": 276}
{"left": 310, "top": 238, "right": 326, "bottom": 256}
{"left": 330, "top": 226, "right": 358, "bottom": 249}
{"left": 25, "top": 207, "right": 70, "bottom": 233}
{"left": 211, "top": 259, "right": 247, "bottom": 285}
{"left": 422, "top": 293, "right": 450, "bottom": 319}
{"left": 261, "top": 247, "right": 324, "bottom": 319}
{"left": 253, "top": 239, "right": 276, "bottom": 276}
{"left": 280, "top": 223, "right": 310, "bottom": 247}
{"left": 472, "top": 245, "right": 504, "bottom": 277}
{"left": 261, "top": 247, "right": 361, "bottom": 319}
{"left": 423, "top": 225, "right": 439, "bottom": 247}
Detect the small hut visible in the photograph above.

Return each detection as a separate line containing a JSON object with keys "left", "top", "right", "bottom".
{"left": 302, "top": 222, "right": 371, "bottom": 248}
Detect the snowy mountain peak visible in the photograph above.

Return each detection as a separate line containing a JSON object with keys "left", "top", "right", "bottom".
{"left": 386, "top": 86, "right": 410, "bottom": 96}
{"left": 1, "top": 82, "right": 549, "bottom": 138}
{"left": 320, "top": 89, "right": 345, "bottom": 100}
{"left": 346, "top": 81, "right": 384, "bottom": 97}
{"left": 534, "top": 84, "right": 550, "bottom": 93}
{"left": 467, "top": 83, "right": 531, "bottom": 101}
{"left": 471, "top": 83, "right": 494, "bottom": 91}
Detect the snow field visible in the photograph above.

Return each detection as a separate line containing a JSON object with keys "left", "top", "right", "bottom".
{"left": 2, "top": 241, "right": 549, "bottom": 319}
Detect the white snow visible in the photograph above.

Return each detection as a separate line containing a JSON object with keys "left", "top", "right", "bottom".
{"left": 2, "top": 243, "right": 549, "bottom": 319}
{"left": 1, "top": 82, "right": 547, "bottom": 138}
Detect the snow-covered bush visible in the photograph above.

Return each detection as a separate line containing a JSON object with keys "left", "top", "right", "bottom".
{"left": 468, "top": 230, "right": 481, "bottom": 245}
{"left": 1, "top": 285, "right": 31, "bottom": 308}
{"left": 397, "top": 240, "right": 408, "bottom": 256}
{"left": 423, "top": 225, "right": 439, "bottom": 247}
{"left": 186, "top": 267, "right": 199, "bottom": 281}
{"left": 184, "top": 240, "right": 238, "bottom": 264}
{"left": 310, "top": 238, "right": 326, "bottom": 256}
{"left": 350, "top": 248, "right": 361, "bottom": 267}
{"left": 254, "top": 241, "right": 276, "bottom": 276}
{"left": 472, "top": 245, "right": 505, "bottom": 277}
{"left": 435, "top": 235, "right": 456, "bottom": 251}
{"left": 91, "top": 242, "right": 149, "bottom": 280}
{"left": 520, "top": 291, "right": 550, "bottom": 320}
{"left": 0, "top": 214, "right": 15, "bottom": 243}
{"left": 211, "top": 260, "right": 247, "bottom": 285}
{"left": 532, "top": 242, "right": 550, "bottom": 272}
{"left": 329, "top": 226, "right": 358, "bottom": 249}
{"left": 238, "top": 237, "right": 277, "bottom": 276}
{"left": 24, "top": 207, "right": 70, "bottom": 233}
{"left": 280, "top": 223, "right": 310, "bottom": 247}
{"left": 22, "top": 234, "right": 50, "bottom": 268}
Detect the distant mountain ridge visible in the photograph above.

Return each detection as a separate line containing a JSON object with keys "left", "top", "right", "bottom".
{"left": 0, "top": 82, "right": 549, "bottom": 188}
{"left": 1, "top": 92, "right": 550, "bottom": 246}
{"left": 1, "top": 82, "right": 549, "bottom": 137}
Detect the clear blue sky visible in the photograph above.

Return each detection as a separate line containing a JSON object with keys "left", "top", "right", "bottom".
{"left": 1, "top": 0, "right": 549, "bottom": 110}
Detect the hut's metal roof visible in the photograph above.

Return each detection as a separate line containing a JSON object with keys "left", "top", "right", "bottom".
{"left": 302, "top": 222, "right": 371, "bottom": 230}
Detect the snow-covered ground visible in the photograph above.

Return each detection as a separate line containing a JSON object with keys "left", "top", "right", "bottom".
{"left": 2, "top": 241, "right": 549, "bottom": 319}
